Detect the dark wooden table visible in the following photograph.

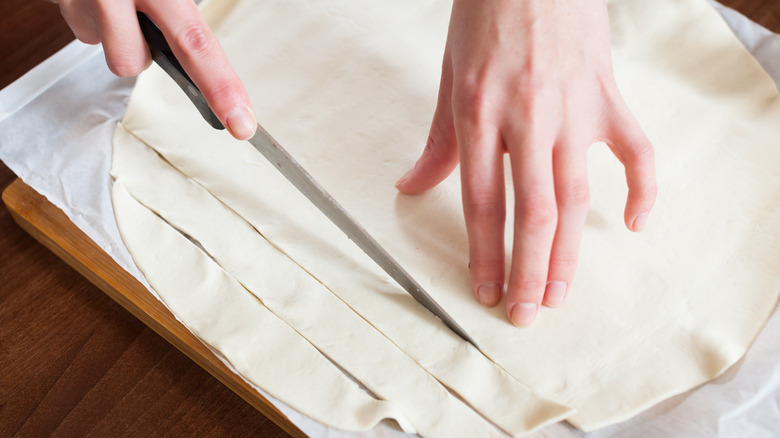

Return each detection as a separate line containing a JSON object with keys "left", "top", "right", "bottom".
{"left": 0, "top": 1, "right": 290, "bottom": 436}
{"left": 1, "top": 1, "right": 778, "bottom": 436}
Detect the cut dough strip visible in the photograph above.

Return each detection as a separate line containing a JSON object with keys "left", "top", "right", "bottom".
{"left": 111, "top": 180, "right": 414, "bottom": 434}
{"left": 116, "top": 0, "right": 780, "bottom": 432}
{"left": 112, "top": 123, "right": 571, "bottom": 437}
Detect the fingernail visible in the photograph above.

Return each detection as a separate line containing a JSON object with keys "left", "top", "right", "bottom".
{"left": 477, "top": 283, "right": 502, "bottom": 307}
{"left": 226, "top": 106, "right": 257, "bottom": 140}
{"left": 544, "top": 281, "right": 567, "bottom": 307}
{"left": 394, "top": 168, "right": 414, "bottom": 188}
{"left": 632, "top": 213, "right": 649, "bottom": 232}
{"left": 510, "top": 303, "right": 538, "bottom": 327}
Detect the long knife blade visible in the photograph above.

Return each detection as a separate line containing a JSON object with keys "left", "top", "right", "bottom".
{"left": 136, "top": 12, "right": 480, "bottom": 349}
{"left": 248, "top": 125, "right": 480, "bottom": 349}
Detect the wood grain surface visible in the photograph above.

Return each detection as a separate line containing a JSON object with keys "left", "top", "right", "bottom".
{"left": 3, "top": 178, "right": 306, "bottom": 438}
{"left": 0, "top": 174, "right": 293, "bottom": 436}
{"left": 1, "top": 0, "right": 778, "bottom": 437}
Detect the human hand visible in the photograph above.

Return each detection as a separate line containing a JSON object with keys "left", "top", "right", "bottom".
{"left": 55, "top": 0, "right": 256, "bottom": 140}
{"left": 395, "top": 0, "right": 656, "bottom": 326}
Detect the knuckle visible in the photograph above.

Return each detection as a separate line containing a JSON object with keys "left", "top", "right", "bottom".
{"left": 465, "top": 195, "right": 505, "bottom": 225}
{"left": 64, "top": 14, "right": 99, "bottom": 44}
{"left": 517, "top": 68, "right": 557, "bottom": 110}
{"left": 468, "top": 255, "right": 504, "bottom": 274}
{"left": 462, "top": 84, "right": 488, "bottom": 112}
{"left": 517, "top": 70, "right": 544, "bottom": 96}
{"left": 107, "top": 60, "right": 145, "bottom": 78}
{"left": 557, "top": 179, "right": 590, "bottom": 207}
{"left": 510, "top": 277, "right": 547, "bottom": 295}
{"left": 424, "top": 134, "right": 438, "bottom": 154}
{"left": 175, "top": 23, "right": 213, "bottom": 58}
{"left": 75, "top": 32, "right": 101, "bottom": 45}
{"left": 424, "top": 135, "right": 437, "bottom": 157}
{"left": 452, "top": 75, "right": 492, "bottom": 123}
{"left": 423, "top": 134, "right": 456, "bottom": 167}
{"left": 517, "top": 192, "right": 557, "bottom": 229}
{"left": 549, "top": 255, "right": 578, "bottom": 274}
{"left": 90, "top": 1, "right": 110, "bottom": 23}
{"left": 426, "top": 117, "right": 456, "bottom": 155}
{"left": 624, "top": 138, "right": 655, "bottom": 164}
{"left": 200, "top": 81, "right": 235, "bottom": 107}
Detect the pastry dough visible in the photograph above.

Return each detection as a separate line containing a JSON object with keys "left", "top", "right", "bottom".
{"left": 113, "top": 0, "right": 780, "bottom": 433}
{"left": 111, "top": 181, "right": 414, "bottom": 433}
{"left": 112, "top": 123, "right": 569, "bottom": 436}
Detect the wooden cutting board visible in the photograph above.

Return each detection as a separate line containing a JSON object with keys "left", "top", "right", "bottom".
{"left": 2, "top": 177, "right": 307, "bottom": 438}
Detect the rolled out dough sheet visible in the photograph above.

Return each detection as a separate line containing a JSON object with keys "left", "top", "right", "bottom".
{"left": 111, "top": 123, "right": 568, "bottom": 436}
{"left": 111, "top": 181, "right": 415, "bottom": 433}
{"left": 113, "top": 0, "right": 780, "bottom": 434}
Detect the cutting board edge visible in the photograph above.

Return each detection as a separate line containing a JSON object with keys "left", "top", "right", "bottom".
{"left": 2, "top": 177, "right": 306, "bottom": 438}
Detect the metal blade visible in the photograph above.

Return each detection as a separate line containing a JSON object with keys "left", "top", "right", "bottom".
{"left": 248, "top": 124, "right": 480, "bottom": 350}
{"left": 135, "top": 13, "right": 481, "bottom": 349}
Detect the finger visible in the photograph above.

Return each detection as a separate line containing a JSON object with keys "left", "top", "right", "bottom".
{"left": 94, "top": 0, "right": 151, "bottom": 77}
{"left": 57, "top": 1, "right": 100, "bottom": 44}
{"left": 453, "top": 105, "right": 506, "bottom": 308}
{"left": 396, "top": 50, "right": 458, "bottom": 194}
{"left": 605, "top": 102, "right": 657, "bottom": 232}
{"left": 142, "top": 0, "right": 256, "bottom": 140}
{"left": 544, "top": 143, "right": 589, "bottom": 307}
{"left": 505, "top": 129, "right": 558, "bottom": 326}
{"left": 394, "top": 105, "right": 459, "bottom": 194}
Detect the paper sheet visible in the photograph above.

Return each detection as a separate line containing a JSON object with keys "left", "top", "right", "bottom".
{"left": 1, "top": 3, "right": 779, "bottom": 436}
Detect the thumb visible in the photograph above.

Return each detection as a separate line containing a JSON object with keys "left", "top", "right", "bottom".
{"left": 395, "top": 110, "right": 459, "bottom": 195}
{"left": 605, "top": 101, "right": 657, "bottom": 232}
{"left": 396, "top": 56, "right": 459, "bottom": 194}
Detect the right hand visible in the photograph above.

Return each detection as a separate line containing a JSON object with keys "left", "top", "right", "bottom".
{"left": 55, "top": 0, "right": 257, "bottom": 140}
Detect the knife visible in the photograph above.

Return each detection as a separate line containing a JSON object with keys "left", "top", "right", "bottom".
{"left": 136, "top": 13, "right": 480, "bottom": 349}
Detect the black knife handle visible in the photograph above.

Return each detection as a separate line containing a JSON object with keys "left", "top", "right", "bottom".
{"left": 137, "top": 12, "right": 225, "bottom": 130}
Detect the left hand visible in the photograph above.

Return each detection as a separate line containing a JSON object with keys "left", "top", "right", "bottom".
{"left": 396, "top": 0, "right": 657, "bottom": 326}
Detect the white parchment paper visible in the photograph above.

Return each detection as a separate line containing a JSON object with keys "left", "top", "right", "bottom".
{"left": 1, "top": 3, "right": 778, "bottom": 437}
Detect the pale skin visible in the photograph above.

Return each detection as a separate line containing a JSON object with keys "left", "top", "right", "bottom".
{"left": 396, "top": 0, "right": 657, "bottom": 325}
{"left": 55, "top": 0, "right": 258, "bottom": 140}
{"left": 56, "top": 0, "right": 656, "bottom": 327}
